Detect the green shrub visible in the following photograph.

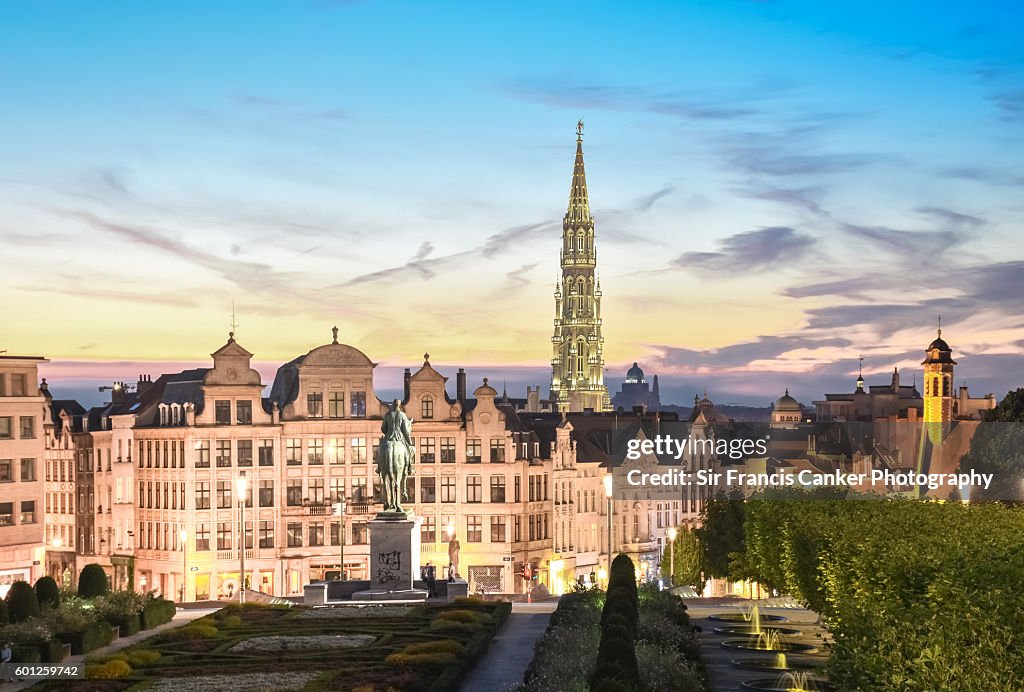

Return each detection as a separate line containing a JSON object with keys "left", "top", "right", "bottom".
{"left": 170, "top": 623, "right": 218, "bottom": 640}
{"left": 0, "top": 598, "right": 7, "bottom": 624}
{"left": 77, "top": 564, "right": 109, "bottom": 598}
{"left": 402, "top": 639, "right": 465, "bottom": 656}
{"left": 85, "top": 659, "right": 132, "bottom": 679}
{"left": 140, "top": 598, "right": 176, "bottom": 629}
{"left": 428, "top": 619, "right": 480, "bottom": 634}
{"left": 58, "top": 621, "right": 114, "bottom": 654}
{"left": 38, "top": 637, "right": 66, "bottom": 663}
{"left": 123, "top": 648, "right": 161, "bottom": 666}
{"left": 5, "top": 581, "right": 41, "bottom": 622}
{"left": 220, "top": 615, "right": 242, "bottom": 629}
{"left": 34, "top": 577, "right": 61, "bottom": 608}
{"left": 435, "top": 608, "right": 489, "bottom": 624}
{"left": 385, "top": 651, "right": 457, "bottom": 666}
{"left": 451, "top": 596, "right": 487, "bottom": 606}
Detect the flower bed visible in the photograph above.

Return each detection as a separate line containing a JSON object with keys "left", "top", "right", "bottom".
{"left": 229, "top": 633, "right": 377, "bottom": 651}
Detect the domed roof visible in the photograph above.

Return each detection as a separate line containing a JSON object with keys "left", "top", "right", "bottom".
{"left": 626, "top": 362, "right": 645, "bottom": 381}
{"left": 775, "top": 389, "right": 801, "bottom": 411}
{"left": 927, "top": 336, "right": 950, "bottom": 352}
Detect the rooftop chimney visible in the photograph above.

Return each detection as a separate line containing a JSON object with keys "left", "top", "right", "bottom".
{"left": 457, "top": 368, "right": 467, "bottom": 404}
{"left": 403, "top": 368, "right": 411, "bottom": 403}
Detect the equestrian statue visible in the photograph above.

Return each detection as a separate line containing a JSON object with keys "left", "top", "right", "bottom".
{"left": 375, "top": 399, "right": 415, "bottom": 514}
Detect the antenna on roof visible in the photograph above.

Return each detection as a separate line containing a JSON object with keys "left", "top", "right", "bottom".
{"left": 229, "top": 299, "right": 239, "bottom": 339}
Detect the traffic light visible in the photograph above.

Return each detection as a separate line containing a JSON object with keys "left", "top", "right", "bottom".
{"left": 522, "top": 565, "right": 532, "bottom": 581}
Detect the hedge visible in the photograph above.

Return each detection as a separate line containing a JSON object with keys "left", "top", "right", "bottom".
{"left": 140, "top": 599, "right": 176, "bottom": 629}
{"left": 743, "top": 492, "right": 1024, "bottom": 690}
{"left": 58, "top": 621, "right": 114, "bottom": 655}
{"left": 593, "top": 555, "right": 639, "bottom": 691}
{"left": 77, "top": 564, "right": 109, "bottom": 598}
{"left": 34, "top": 577, "right": 61, "bottom": 609}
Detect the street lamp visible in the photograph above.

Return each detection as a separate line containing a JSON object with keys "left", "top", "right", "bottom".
{"left": 333, "top": 498, "right": 347, "bottom": 581}
{"left": 667, "top": 527, "right": 677, "bottom": 587}
{"left": 236, "top": 473, "right": 248, "bottom": 604}
{"left": 180, "top": 529, "right": 188, "bottom": 603}
{"left": 603, "top": 473, "right": 614, "bottom": 586}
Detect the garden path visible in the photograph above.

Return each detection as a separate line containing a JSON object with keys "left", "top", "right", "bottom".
{"left": 459, "top": 601, "right": 557, "bottom": 692}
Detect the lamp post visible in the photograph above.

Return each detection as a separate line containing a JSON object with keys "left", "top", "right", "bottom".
{"left": 667, "top": 527, "right": 677, "bottom": 587}
{"left": 180, "top": 529, "right": 188, "bottom": 603}
{"left": 333, "top": 498, "right": 347, "bottom": 581}
{"left": 236, "top": 472, "right": 247, "bottom": 604}
{"left": 603, "top": 473, "right": 614, "bottom": 586}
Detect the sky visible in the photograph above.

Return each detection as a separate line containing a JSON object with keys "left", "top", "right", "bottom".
{"left": 2, "top": 0, "right": 1023, "bottom": 408}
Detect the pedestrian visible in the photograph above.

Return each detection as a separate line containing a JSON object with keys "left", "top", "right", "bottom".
{"left": 2, "top": 640, "right": 14, "bottom": 682}
{"left": 448, "top": 562, "right": 455, "bottom": 583}
{"left": 425, "top": 562, "right": 436, "bottom": 597}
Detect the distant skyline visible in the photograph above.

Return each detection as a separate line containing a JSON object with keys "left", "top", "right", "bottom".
{"left": 3, "top": 1, "right": 1023, "bottom": 406}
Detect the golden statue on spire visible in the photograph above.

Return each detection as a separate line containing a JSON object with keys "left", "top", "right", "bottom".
{"left": 576, "top": 118, "right": 584, "bottom": 139}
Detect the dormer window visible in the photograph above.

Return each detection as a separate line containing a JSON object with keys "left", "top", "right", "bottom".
{"left": 215, "top": 400, "right": 231, "bottom": 425}
{"left": 158, "top": 405, "right": 168, "bottom": 426}
{"left": 237, "top": 400, "right": 252, "bottom": 425}
{"left": 421, "top": 396, "right": 434, "bottom": 420}
{"left": 307, "top": 393, "right": 323, "bottom": 419}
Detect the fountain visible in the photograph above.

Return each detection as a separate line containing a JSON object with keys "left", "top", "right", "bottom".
{"left": 740, "top": 670, "right": 833, "bottom": 691}
{"left": 708, "top": 602, "right": 788, "bottom": 625}
{"left": 720, "top": 628, "right": 818, "bottom": 654}
{"left": 714, "top": 624, "right": 802, "bottom": 636}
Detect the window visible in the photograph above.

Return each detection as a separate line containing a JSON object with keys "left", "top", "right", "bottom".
{"left": 441, "top": 476, "right": 456, "bottom": 503}
{"left": 352, "top": 522, "right": 368, "bottom": 544}
{"left": 419, "top": 437, "right": 435, "bottom": 463}
{"left": 216, "top": 440, "right": 231, "bottom": 467}
{"left": 466, "top": 515, "right": 482, "bottom": 543}
{"left": 259, "top": 480, "right": 274, "bottom": 507}
{"left": 0, "top": 459, "right": 10, "bottom": 482}
{"left": 215, "top": 400, "right": 231, "bottom": 425}
{"left": 421, "top": 516, "right": 436, "bottom": 543}
{"left": 237, "top": 440, "right": 253, "bottom": 467}
{"left": 217, "top": 481, "right": 232, "bottom": 509}
{"left": 0, "top": 417, "right": 11, "bottom": 439}
{"left": 352, "top": 477, "right": 367, "bottom": 502}
{"left": 195, "top": 523, "right": 210, "bottom": 551}
{"left": 308, "top": 439, "right": 323, "bottom": 465}
{"left": 329, "top": 392, "right": 344, "bottom": 418}
{"left": 308, "top": 523, "right": 324, "bottom": 546}
{"left": 236, "top": 400, "right": 252, "bottom": 425}
{"left": 187, "top": 442, "right": 205, "bottom": 470}
{"left": 286, "top": 480, "right": 303, "bottom": 506}
{"left": 515, "top": 476, "right": 521, "bottom": 502}
{"left": 466, "top": 476, "right": 482, "bottom": 503}
{"left": 490, "top": 476, "right": 506, "bottom": 503}
{"left": 420, "top": 476, "right": 436, "bottom": 502}
{"left": 440, "top": 437, "right": 456, "bottom": 463}
{"left": 19, "top": 417, "right": 35, "bottom": 439}
{"left": 0, "top": 502, "right": 12, "bottom": 525}
{"left": 330, "top": 521, "right": 342, "bottom": 545}
{"left": 329, "top": 478, "right": 345, "bottom": 502}
{"left": 491, "top": 516, "right": 506, "bottom": 543}
{"left": 328, "top": 438, "right": 345, "bottom": 464}
{"left": 254, "top": 440, "right": 272, "bottom": 467}
{"left": 307, "top": 392, "right": 323, "bottom": 418}
{"left": 514, "top": 515, "right": 521, "bottom": 542}
{"left": 195, "top": 482, "right": 211, "bottom": 509}
{"left": 20, "top": 502, "right": 37, "bottom": 523}
{"left": 351, "top": 438, "right": 367, "bottom": 464}
{"left": 287, "top": 522, "right": 303, "bottom": 547}
{"left": 350, "top": 391, "right": 366, "bottom": 418}
{"left": 20, "top": 458, "right": 35, "bottom": 481}
{"left": 11, "top": 374, "right": 26, "bottom": 396}
{"left": 309, "top": 478, "right": 325, "bottom": 504}
{"left": 217, "top": 521, "right": 232, "bottom": 550}
{"left": 466, "top": 439, "right": 482, "bottom": 463}
{"left": 286, "top": 439, "right": 302, "bottom": 465}
{"left": 421, "top": 396, "right": 434, "bottom": 419}
{"left": 259, "top": 521, "right": 274, "bottom": 548}
{"left": 490, "top": 439, "right": 505, "bottom": 463}
{"left": 0, "top": 375, "right": 4, "bottom": 396}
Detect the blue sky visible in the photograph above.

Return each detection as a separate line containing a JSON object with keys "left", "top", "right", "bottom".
{"left": 2, "top": 0, "right": 1023, "bottom": 408}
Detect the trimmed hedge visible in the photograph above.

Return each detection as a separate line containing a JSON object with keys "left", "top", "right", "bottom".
{"left": 140, "top": 599, "right": 176, "bottom": 629}
{"left": 5, "top": 581, "right": 41, "bottom": 622}
{"left": 0, "top": 598, "right": 7, "bottom": 624}
{"left": 58, "top": 621, "right": 114, "bottom": 654}
{"left": 34, "top": 577, "right": 61, "bottom": 608}
{"left": 592, "top": 555, "right": 639, "bottom": 691}
{"left": 77, "top": 564, "right": 109, "bottom": 598}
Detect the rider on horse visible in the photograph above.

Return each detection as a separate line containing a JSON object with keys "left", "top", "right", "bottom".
{"left": 376, "top": 399, "right": 415, "bottom": 513}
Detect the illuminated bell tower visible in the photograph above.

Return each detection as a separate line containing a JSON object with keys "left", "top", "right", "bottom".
{"left": 549, "top": 121, "right": 611, "bottom": 413}
{"left": 922, "top": 318, "right": 955, "bottom": 443}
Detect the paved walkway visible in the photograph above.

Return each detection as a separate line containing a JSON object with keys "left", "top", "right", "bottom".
{"left": 2, "top": 607, "right": 219, "bottom": 691}
{"left": 459, "top": 601, "right": 557, "bottom": 692}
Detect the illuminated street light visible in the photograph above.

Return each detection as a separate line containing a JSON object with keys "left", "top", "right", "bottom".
{"left": 667, "top": 527, "right": 677, "bottom": 586}
{"left": 236, "top": 473, "right": 248, "bottom": 604}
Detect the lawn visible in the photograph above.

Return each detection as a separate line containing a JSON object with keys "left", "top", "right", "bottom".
{"left": 32, "top": 598, "right": 511, "bottom": 692}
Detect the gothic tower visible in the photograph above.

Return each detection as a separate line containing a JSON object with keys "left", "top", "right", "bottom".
{"left": 922, "top": 319, "right": 955, "bottom": 443}
{"left": 549, "top": 122, "right": 611, "bottom": 412}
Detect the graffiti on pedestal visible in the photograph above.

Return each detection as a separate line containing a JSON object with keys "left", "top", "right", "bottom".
{"left": 376, "top": 550, "right": 402, "bottom": 585}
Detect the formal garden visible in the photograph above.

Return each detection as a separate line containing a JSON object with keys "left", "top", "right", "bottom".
{"left": 520, "top": 555, "right": 706, "bottom": 692}
{"left": 22, "top": 596, "right": 510, "bottom": 692}
{"left": 0, "top": 563, "right": 177, "bottom": 664}
{"left": 697, "top": 487, "right": 1024, "bottom": 691}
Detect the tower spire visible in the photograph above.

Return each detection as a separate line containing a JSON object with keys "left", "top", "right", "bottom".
{"left": 937, "top": 314, "right": 942, "bottom": 338}
{"left": 566, "top": 119, "right": 592, "bottom": 224}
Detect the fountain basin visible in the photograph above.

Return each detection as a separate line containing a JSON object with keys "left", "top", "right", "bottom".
{"left": 740, "top": 677, "right": 832, "bottom": 691}
{"left": 721, "top": 639, "right": 818, "bottom": 654}
{"left": 708, "top": 613, "right": 788, "bottom": 623}
{"left": 731, "top": 657, "right": 821, "bottom": 673}
{"left": 714, "top": 625, "right": 802, "bottom": 636}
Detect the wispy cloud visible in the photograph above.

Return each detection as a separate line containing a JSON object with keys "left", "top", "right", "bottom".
{"left": 674, "top": 226, "right": 814, "bottom": 274}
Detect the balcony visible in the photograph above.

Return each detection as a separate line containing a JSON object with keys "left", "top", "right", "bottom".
{"left": 216, "top": 549, "right": 256, "bottom": 560}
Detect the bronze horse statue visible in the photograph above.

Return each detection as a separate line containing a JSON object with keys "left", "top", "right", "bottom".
{"left": 376, "top": 399, "right": 415, "bottom": 513}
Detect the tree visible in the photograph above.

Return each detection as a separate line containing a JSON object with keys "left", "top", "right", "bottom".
{"left": 696, "top": 487, "right": 746, "bottom": 579}
{"left": 5, "top": 580, "right": 41, "bottom": 622}
{"left": 78, "top": 563, "right": 110, "bottom": 598}
{"left": 34, "top": 576, "right": 61, "bottom": 608}
{"left": 658, "top": 526, "right": 705, "bottom": 591}
{"left": 960, "top": 388, "right": 1024, "bottom": 501}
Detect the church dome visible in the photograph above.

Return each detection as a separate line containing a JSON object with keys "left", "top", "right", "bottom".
{"left": 625, "top": 362, "right": 645, "bottom": 382}
{"left": 775, "top": 389, "right": 801, "bottom": 411}
{"left": 927, "top": 336, "right": 950, "bottom": 352}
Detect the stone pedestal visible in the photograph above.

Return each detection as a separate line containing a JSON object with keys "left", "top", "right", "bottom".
{"left": 352, "top": 514, "right": 428, "bottom": 602}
